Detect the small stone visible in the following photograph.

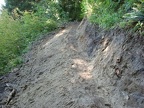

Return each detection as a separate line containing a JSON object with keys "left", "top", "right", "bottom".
{"left": 116, "top": 56, "right": 122, "bottom": 63}
{"left": 71, "top": 64, "right": 76, "bottom": 68}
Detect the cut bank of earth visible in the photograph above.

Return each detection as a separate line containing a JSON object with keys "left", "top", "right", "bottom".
{"left": 0, "top": 20, "right": 144, "bottom": 108}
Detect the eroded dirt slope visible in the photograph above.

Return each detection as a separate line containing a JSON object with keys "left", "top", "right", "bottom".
{"left": 0, "top": 20, "right": 144, "bottom": 108}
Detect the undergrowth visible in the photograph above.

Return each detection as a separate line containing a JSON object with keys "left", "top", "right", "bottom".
{"left": 0, "top": 1, "right": 68, "bottom": 75}
{"left": 81, "top": 0, "right": 144, "bottom": 29}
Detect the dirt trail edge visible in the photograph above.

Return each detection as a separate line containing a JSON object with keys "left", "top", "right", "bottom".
{"left": 0, "top": 20, "right": 144, "bottom": 108}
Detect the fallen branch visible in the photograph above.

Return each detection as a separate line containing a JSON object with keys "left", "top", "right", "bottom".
{"left": 5, "top": 83, "right": 16, "bottom": 105}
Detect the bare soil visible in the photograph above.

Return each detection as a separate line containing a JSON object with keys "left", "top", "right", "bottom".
{"left": 0, "top": 20, "right": 144, "bottom": 108}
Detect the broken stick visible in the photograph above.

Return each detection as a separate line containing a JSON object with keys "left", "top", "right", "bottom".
{"left": 6, "top": 88, "right": 16, "bottom": 105}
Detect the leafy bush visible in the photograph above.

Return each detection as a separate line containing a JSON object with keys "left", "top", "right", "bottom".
{"left": 58, "top": 0, "right": 83, "bottom": 21}
{"left": 81, "top": 0, "right": 144, "bottom": 28}
{"left": 21, "top": 11, "right": 57, "bottom": 42}
{"left": 123, "top": 1, "right": 144, "bottom": 23}
{"left": 0, "top": 11, "right": 23, "bottom": 74}
{"left": 0, "top": 1, "right": 68, "bottom": 75}
{"left": 81, "top": 0, "right": 124, "bottom": 28}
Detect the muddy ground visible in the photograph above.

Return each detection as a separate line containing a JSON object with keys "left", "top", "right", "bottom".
{"left": 0, "top": 20, "right": 144, "bottom": 108}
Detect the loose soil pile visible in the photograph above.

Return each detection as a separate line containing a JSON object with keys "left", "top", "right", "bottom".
{"left": 0, "top": 20, "right": 144, "bottom": 108}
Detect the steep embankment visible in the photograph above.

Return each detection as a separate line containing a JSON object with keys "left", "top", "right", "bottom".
{"left": 0, "top": 20, "right": 144, "bottom": 108}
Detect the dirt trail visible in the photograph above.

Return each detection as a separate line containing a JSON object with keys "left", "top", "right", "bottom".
{"left": 0, "top": 20, "right": 144, "bottom": 108}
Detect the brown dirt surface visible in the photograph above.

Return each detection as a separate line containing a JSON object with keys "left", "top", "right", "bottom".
{"left": 0, "top": 20, "right": 144, "bottom": 108}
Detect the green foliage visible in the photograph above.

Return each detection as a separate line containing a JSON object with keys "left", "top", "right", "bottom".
{"left": 0, "top": 0, "right": 68, "bottom": 75}
{"left": 5, "top": 0, "right": 82, "bottom": 21}
{"left": 81, "top": 0, "right": 123, "bottom": 28}
{"left": 21, "top": 11, "right": 57, "bottom": 42}
{"left": 58, "top": 0, "right": 83, "bottom": 21}
{"left": 0, "top": 11, "right": 23, "bottom": 75}
{"left": 123, "top": 1, "right": 144, "bottom": 23}
{"left": 81, "top": 0, "right": 144, "bottom": 28}
{"left": 5, "top": 0, "right": 35, "bottom": 12}
{"left": 90, "top": 6, "right": 123, "bottom": 28}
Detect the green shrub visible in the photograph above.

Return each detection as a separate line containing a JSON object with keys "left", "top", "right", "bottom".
{"left": 123, "top": 1, "right": 144, "bottom": 23}
{"left": 81, "top": 0, "right": 124, "bottom": 28}
{"left": 0, "top": 1, "right": 68, "bottom": 75}
{"left": 58, "top": 0, "right": 83, "bottom": 21}
{"left": 81, "top": 0, "right": 144, "bottom": 29}
{"left": 0, "top": 11, "right": 24, "bottom": 75}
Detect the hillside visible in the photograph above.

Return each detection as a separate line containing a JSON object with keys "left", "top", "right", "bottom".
{"left": 0, "top": 20, "right": 144, "bottom": 108}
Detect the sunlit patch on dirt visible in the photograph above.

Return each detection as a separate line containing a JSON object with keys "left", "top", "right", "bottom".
{"left": 55, "top": 29, "right": 68, "bottom": 38}
{"left": 102, "top": 38, "right": 110, "bottom": 55}
{"left": 43, "top": 29, "right": 68, "bottom": 48}
{"left": 79, "top": 71, "right": 93, "bottom": 79}
{"left": 69, "top": 45, "right": 77, "bottom": 52}
{"left": 79, "top": 65, "right": 93, "bottom": 79}
{"left": 73, "top": 58, "right": 87, "bottom": 70}
{"left": 72, "top": 58, "right": 94, "bottom": 79}
{"left": 103, "top": 46, "right": 110, "bottom": 55}
{"left": 103, "top": 38, "right": 109, "bottom": 47}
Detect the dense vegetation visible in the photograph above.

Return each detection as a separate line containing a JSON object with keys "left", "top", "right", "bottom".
{"left": 0, "top": 0, "right": 144, "bottom": 75}
{"left": 82, "top": 0, "right": 144, "bottom": 28}
{"left": 0, "top": 0, "right": 68, "bottom": 75}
